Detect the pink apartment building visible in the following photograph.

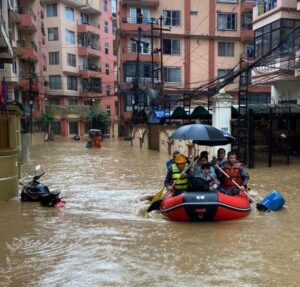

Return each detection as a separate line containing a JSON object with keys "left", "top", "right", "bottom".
{"left": 43, "top": 0, "right": 117, "bottom": 138}
{"left": 0, "top": 0, "right": 47, "bottom": 131}
{"left": 116, "top": 0, "right": 270, "bottom": 137}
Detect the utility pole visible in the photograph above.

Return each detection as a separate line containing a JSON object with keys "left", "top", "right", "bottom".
{"left": 152, "top": 15, "right": 171, "bottom": 99}
{"left": 28, "top": 57, "right": 34, "bottom": 135}
{"left": 131, "top": 27, "right": 148, "bottom": 117}
{"left": 151, "top": 20, "right": 154, "bottom": 87}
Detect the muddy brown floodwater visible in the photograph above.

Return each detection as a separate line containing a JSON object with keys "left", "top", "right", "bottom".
{"left": 0, "top": 139, "right": 299, "bottom": 287}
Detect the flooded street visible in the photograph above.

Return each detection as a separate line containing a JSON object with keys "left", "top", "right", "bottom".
{"left": 0, "top": 139, "right": 299, "bottom": 287}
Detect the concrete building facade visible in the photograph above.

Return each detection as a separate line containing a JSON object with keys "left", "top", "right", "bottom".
{"left": 43, "top": 0, "right": 117, "bottom": 138}
{"left": 115, "top": 0, "right": 269, "bottom": 137}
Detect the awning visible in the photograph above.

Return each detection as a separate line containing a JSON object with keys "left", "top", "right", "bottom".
{"left": 170, "top": 107, "right": 189, "bottom": 119}
{"left": 190, "top": 106, "right": 211, "bottom": 119}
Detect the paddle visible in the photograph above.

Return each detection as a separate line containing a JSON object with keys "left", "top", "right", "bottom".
{"left": 215, "top": 165, "right": 285, "bottom": 211}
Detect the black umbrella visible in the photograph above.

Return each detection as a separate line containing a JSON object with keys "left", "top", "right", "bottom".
{"left": 170, "top": 124, "right": 235, "bottom": 146}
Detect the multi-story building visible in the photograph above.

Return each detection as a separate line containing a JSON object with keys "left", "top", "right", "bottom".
{"left": 0, "top": 0, "right": 14, "bottom": 64}
{"left": 43, "top": 0, "right": 117, "bottom": 138}
{"left": 253, "top": 0, "right": 300, "bottom": 105}
{"left": 116, "top": 0, "right": 270, "bottom": 137}
{"left": 0, "top": 0, "right": 47, "bottom": 131}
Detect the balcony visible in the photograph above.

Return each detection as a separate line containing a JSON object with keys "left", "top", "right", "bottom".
{"left": 79, "top": 64, "right": 101, "bottom": 78}
{"left": 120, "top": 16, "right": 155, "bottom": 31}
{"left": 122, "top": 47, "right": 159, "bottom": 62}
{"left": 16, "top": 40, "right": 39, "bottom": 61}
{"left": 78, "top": 45, "right": 100, "bottom": 58}
{"left": 253, "top": 1, "right": 277, "bottom": 18}
{"left": 121, "top": 0, "right": 159, "bottom": 8}
{"left": 19, "top": 73, "right": 38, "bottom": 90}
{"left": 0, "top": 21, "right": 14, "bottom": 63}
{"left": 77, "top": 21, "right": 100, "bottom": 35}
{"left": 240, "top": 29, "right": 254, "bottom": 43}
{"left": 15, "top": 7, "right": 37, "bottom": 31}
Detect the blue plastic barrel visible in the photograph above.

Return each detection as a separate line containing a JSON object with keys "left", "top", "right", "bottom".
{"left": 259, "top": 190, "right": 285, "bottom": 211}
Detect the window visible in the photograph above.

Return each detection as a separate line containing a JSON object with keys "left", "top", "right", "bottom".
{"left": 163, "top": 39, "right": 181, "bottom": 55}
{"left": 218, "top": 42, "right": 234, "bottom": 57}
{"left": 48, "top": 27, "right": 58, "bottom": 41}
{"left": 81, "top": 13, "right": 89, "bottom": 24}
{"left": 105, "top": 64, "right": 109, "bottom": 75}
{"left": 123, "top": 62, "right": 158, "bottom": 82}
{"left": 106, "top": 84, "right": 110, "bottom": 96}
{"left": 48, "top": 98, "right": 60, "bottom": 105}
{"left": 254, "top": 19, "right": 298, "bottom": 59}
{"left": 49, "top": 51, "right": 59, "bottom": 65}
{"left": 12, "top": 59, "right": 17, "bottom": 74}
{"left": 241, "top": 10, "right": 253, "bottom": 30}
{"left": 68, "top": 98, "right": 78, "bottom": 105}
{"left": 104, "top": 0, "right": 108, "bottom": 12}
{"left": 105, "top": 42, "right": 109, "bottom": 54}
{"left": 65, "top": 29, "right": 75, "bottom": 44}
{"left": 190, "top": 11, "right": 198, "bottom": 16}
{"left": 106, "top": 105, "right": 111, "bottom": 116}
{"left": 104, "top": 21, "right": 109, "bottom": 33}
{"left": 163, "top": 10, "right": 181, "bottom": 26}
{"left": 67, "top": 76, "right": 77, "bottom": 90}
{"left": 46, "top": 4, "right": 57, "bottom": 17}
{"left": 129, "top": 8, "right": 151, "bottom": 24}
{"left": 49, "top": 75, "right": 61, "bottom": 89}
{"left": 65, "top": 7, "right": 74, "bottom": 21}
{"left": 217, "top": 13, "right": 237, "bottom": 30}
{"left": 217, "top": 69, "right": 233, "bottom": 79}
{"left": 164, "top": 67, "right": 181, "bottom": 83}
{"left": 131, "top": 37, "right": 150, "bottom": 54}
{"left": 67, "top": 54, "right": 76, "bottom": 67}
{"left": 0, "top": 63, "right": 4, "bottom": 69}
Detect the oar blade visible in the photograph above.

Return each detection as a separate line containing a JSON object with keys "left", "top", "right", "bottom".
{"left": 147, "top": 200, "right": 162, "bottom": 212}
{"left": 150, "top": 187, "right": 164, "bottom": 204}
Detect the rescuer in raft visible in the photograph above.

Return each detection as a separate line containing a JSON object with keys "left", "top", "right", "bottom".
{"left": 164, "top": 154, "right": 190, "bottom": 196}
{"left": 218, "top": 150, "right": 249, "bottom": 196}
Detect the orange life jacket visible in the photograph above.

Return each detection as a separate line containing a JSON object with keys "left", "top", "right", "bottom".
{"left": 222, "top": 162, "right": 243, "bottom": 189}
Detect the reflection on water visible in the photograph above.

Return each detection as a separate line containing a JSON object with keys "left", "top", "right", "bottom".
{"left": 0, "top": 139, "right": 299, "bottom": 287}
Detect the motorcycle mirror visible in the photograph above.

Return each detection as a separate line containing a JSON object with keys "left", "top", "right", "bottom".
{"left": 35, "top": 165, "right": 41, "bottom": 173}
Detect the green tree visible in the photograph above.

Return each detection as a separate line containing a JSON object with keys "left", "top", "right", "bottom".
{"left": 35, "top": 110, "right": 54, "bottom": 132}
{"left": 87, "top": 107, "right": 109, "bottom": 133}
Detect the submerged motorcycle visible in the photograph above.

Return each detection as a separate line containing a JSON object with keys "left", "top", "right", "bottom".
{"left": 20, "top": 165, "right": 65, "bottom": 208}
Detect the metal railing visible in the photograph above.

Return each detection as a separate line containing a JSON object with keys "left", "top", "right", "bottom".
{"left": 122, "top": 16, "right": 155, "bottom": 25}
{"left": 17, "top": 39, "right": 37, "bottom": 50}
{"left": 123, "top": 47, "right": 151, "bottom": 55}
{"left": 79, "top": 64, "right": 101, "bottom": 72}
{"left": 15, "top": 7, "right": 36, "bottom": 21}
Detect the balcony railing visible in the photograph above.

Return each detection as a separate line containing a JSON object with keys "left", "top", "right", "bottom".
{"left": 122, "top": 16, "right": 155, "bottom": 25}
{"left": 123, "top": 47, "right": 151, "bottom": 55}
{"left": 17, "top": 39, "right": 37, "bottom": 50}
{"left": 15, "top": 7, "right": 36, "bottom": 21}
{"left": 256, "top": 1, "right": 277, "bottom": 16}
{"left": 79, "top": 64, "right": 101, "bottom": 72}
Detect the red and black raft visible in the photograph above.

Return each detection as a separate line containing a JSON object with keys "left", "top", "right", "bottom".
{"left": 160, "top": 191, "right": 251, "bottom": 221}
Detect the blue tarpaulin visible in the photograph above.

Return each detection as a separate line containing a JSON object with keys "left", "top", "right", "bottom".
{"left": 148, "top": 109, "right": 168, "bottom": 124}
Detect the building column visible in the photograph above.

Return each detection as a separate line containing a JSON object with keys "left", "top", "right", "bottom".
{"left": 211, "top": 89, "right": 233, "bottom": 156}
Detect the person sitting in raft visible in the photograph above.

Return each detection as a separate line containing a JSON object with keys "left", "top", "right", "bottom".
{"left": 164, "top": 154, "right": 190, "bottom": 196}
{"left": 199, "top": 163, "right": 220, "bottom": 191}
{"left": 190, "top": 155, "right": 217, "bottom": 178}
{"left": 217, "top": 150, "right": 249, "bottom": 196}
{"left": 166, "top": 150, "right": 180, "bottom": 169}
{"left": 185, "top": 156, "right": 217, "bottom": 191}
{"left": 211, "top": 148, "right": 226, "bottom": 168}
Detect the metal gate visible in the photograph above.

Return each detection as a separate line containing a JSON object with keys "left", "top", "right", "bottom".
{"left": 233, "top": 107, "right": 293, "bottom": 168}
